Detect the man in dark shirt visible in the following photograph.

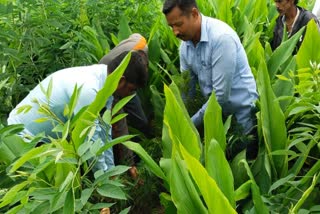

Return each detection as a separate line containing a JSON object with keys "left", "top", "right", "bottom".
{"left": 271, "top": 0, "right": 320, "bottom": 52}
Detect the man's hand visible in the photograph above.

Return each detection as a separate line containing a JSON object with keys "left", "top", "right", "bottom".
{"left": 100, "top": 208, "right": 110, "bottom": 214}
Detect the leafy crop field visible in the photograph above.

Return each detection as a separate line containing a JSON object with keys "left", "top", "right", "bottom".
{"left": 0, "top": 0, "right": 320, "bottom": 213}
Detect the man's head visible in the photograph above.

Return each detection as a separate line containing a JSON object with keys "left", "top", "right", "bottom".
{"left": 108, "top": 50, "right": 148, "bottom": 98}
{"left": 99, "top": 33, "right": 148, "bottom": 65}
{"left": 163, "top": 0, "right": 201, "bottom": 43}
{"left": 274, "top": 0, "right": 298, "bottom": 16}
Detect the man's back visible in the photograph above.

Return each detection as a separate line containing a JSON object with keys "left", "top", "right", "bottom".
{"left": 8, "top": 64, "right": 108, "bottom": 139}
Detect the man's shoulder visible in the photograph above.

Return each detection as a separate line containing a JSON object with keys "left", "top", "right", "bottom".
{"left": 298, "top": 6, "right": 318, "bottom": 22}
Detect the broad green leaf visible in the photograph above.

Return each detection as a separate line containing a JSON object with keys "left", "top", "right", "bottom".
{"left": 170, "top": 154, "right": 208, "bottom": 214}
{"left": 97, "top": 184, "right": 127, "bottom": 200}
{"left": 230, "top": 151, "right": 249, "bottom": 189}
{"left": 117, "top": 15, "right": 132, "bottom": 41}
{"left": 267, "top": 28, "right": 304, "bottom": 79}
{"left": 54, "top": 162, "right": 77, "bottom": 187}
{"left": 180, "top": 143, "right": 237, "bottom": 212}
{"left": 122, "top": 141, "right": 166, "bottom": 180}
{"left": 0, "top": 124, "right": 24, "bottom": 140}
{"left": 205, "top": 139, "right": 235, "bottom": 207}
{"left": 272, "top": 57, "right": 296, "bottom": 111}
{"left": 296, "top": 20, "right": 320, "bottom": 69}
{"left": 9, "top": 144, "right": 57, "bottom": 173}
{"left": 161, "top": 121, "right": 172, "bottom": 158}
{"left": 63, "top": 189, "right": 75, "bottom": 214}
{"left": 148, "top": 29, "right": 161, "bottom": 63}
{"left": 163, "top": 83, "right": 201, "bottom": 160}
{"left": 59, "top": 171, "right": 74, "bottom": 192}
{"left": 77, "top": 139, "right": 92, "bottom": 156}
{"left": 0, "top": 134, "right": 33, "bottom": 164}
{"left": 241, "top": 160, "right": 269, "bottom": 214}
{"left": 257, "top": 60, "right": 288, "bottom": 179}
{"left": 204, "top": 91, "right": 226, "bottom": 152}
{"left": 251, "top": 142, "right": 272, "bottom": 194}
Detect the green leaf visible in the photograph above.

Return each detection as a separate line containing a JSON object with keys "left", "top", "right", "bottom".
{"left": 163, "top": 83, "right": 201, "bottom": 160}
{"left": 117, "top": 15, "right": 132, "bottom": 41}
{"left": 63, "top": 189, "right": 75, "bottom": 214}
{"left": 0, "top": 181, "right": 29, "bottom": 208}
{"left": 97, "top": 184, "right": 127, "bottom": 200}
{"left": 297, "top": 20, "right": 320, "bottom": 69}
{"left": 59, "top": 171, "right": 74, "bottom": 192}
{"left": 257, "top": 60, "right": 288, "bottom": 179}
{"left": 180, "top": 143, "right": 237, "bottom": 212}
{"left": 97, "top": 135, "right": 135, "bottom": 156}
{"left": 241, "top": 160, "right": 269, "bottom": 214}
{"left": 66, "top": 84, "right": 83, "bottom": 118}
{"left": 170, "top": 153, "right": 208, "bottom": 214}
{"left": 112, "top": 94, "right": 135, "bottom": 116}
{"left": 119, "top": 207, "right": 131, "bottom": 214}
{"left": 234, "top": 180, "right": 252, "bottom": 201}
{"left": 267, "top": 28, "right": 304, "bottom": 79}
{"left": 89, "top": 203, "right": 115, "bottom": 210}
{"left": 290, "top": 173, "right": 320, "bottom": 213}
{"left": 122, "top": 141, "right": 166, "bottom": 180}
{"left": 110, "top": 113, "right": 128, "bottom": 124}
{"left": 268, "top": 174, "right": 295, "bottom": 194}
{"left": 9, "top": 144, "right": 58, "bottom": 173}
{"left": 94, "top": 165, "right": 131, "bottom": 184}
{"left": 205, "top": 139, "right": 235, "bottom": 207}
{"left": 204, "top": 91, "right": 226, "bottom": 152}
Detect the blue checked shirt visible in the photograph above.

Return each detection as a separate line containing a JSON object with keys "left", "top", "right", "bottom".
{"left": 180, "top": 15, "right": 259, "bottom": 133}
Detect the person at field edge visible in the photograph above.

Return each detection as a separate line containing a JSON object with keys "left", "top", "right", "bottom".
{"left": 162, "top": 0, "right": 259, "bottom": 159}
{"left": 7, "top": 50, "right": 148, "bottom": 173}
{"left": 99, "top": 33, "right": 152, "bottom": 171}
{"left": 271, "top": 0, "right": 320, "bottom": 52}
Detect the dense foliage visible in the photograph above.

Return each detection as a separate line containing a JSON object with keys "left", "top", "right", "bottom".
{"left": 0, "top": 0, "right": 319, "bottom": 213}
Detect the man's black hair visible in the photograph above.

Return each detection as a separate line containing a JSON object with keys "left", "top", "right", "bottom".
{"left": 162, "top": 0, "right": 198, "bottom": 15}
{"left": 108, "top": 50, "right": 148, "bottom": 88}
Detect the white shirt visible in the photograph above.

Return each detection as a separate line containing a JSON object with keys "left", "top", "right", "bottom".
{"left": 8, "top": 64, "right": 114, "bottom": 171}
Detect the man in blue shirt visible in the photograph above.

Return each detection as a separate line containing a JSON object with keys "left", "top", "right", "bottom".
{"left": 162, "top": 0, "right": 259, "bottom": 158}
{"left": 7, "top": 50, "right": 148, "bottom": 172}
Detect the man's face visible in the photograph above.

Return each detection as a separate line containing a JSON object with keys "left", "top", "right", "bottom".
{"left": 115, "top": 78, "right": 137, "bottom": 98}
{"left": 274, "top": 0, "right": 294, "bottom": 16}
{"left": 165, "top": 6, "right": 197, "bottom": 41}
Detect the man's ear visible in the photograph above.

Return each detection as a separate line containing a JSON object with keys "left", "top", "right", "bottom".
{"left": 191, "top": 7, "right": 199, "bottom": 18}
{"left": 117, "top": 76, "right": 126, "bottom": 89}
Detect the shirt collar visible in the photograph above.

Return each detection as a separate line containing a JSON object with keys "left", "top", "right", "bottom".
{"left": 281, "top": 7, "right": 300, "bottom": 27}
{"left": 186, "top": 14, "right": 209, "bottom": 46}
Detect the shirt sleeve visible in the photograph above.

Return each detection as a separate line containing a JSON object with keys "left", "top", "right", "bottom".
{"left": 191, "top": 35, "right": 237, "bottom": 127}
